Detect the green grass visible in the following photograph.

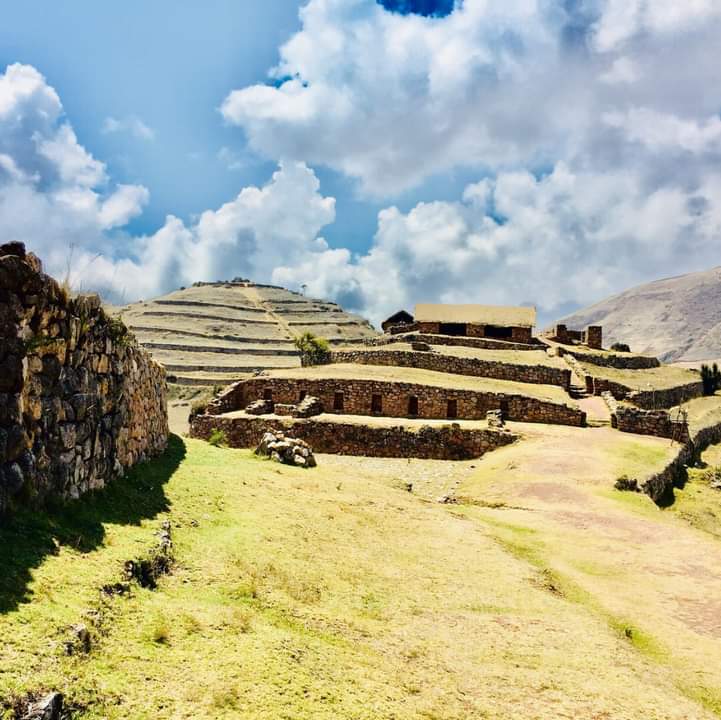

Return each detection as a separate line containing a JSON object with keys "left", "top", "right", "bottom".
{"left": 1, "top": 436, "right": 719, "bottom": 719}
{"left": 576, "top": 361, "right": 700, "bottom": 391}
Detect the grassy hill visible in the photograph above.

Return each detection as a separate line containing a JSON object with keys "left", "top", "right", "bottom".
{"left": 558, "top": 266, "right": 721, "bottom": 363}
{"left": 113, "top": 281, "right": 378, "bottom": 389}
{"left": 3, "top": 430, "right": 721, "bottom": 718}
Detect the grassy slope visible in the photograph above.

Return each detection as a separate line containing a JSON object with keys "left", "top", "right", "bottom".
{"left": 1, "top": 432, "right": 719, "bottom": 719}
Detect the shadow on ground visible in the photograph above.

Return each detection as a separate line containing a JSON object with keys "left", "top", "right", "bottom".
{"left": 0, "top": 434, "right": 186, "bottom": 614}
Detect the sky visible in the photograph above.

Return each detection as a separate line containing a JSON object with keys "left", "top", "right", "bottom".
{"left": 1, "top": 0, "right": 720, "bottom": 326}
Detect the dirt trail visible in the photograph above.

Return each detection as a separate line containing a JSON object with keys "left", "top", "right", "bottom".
{"left": 241, "top": 285, "right": 296, "bottom": 341}
{"left": 459, "top": 422, "right": 721, "bottom": 709}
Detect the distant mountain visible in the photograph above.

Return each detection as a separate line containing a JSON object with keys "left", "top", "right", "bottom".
{"left": 112, "top": 281, "right": 378, "bottom": 388}
{"left": 557, "top": 267, "right": 721, "bottom": 363}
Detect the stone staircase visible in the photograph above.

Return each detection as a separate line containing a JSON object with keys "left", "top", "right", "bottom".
{"left": 562, "top": 354, "right": 612, "bottom": 427}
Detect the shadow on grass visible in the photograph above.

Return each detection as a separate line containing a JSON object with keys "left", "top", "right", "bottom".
{"left": 0, "top": 434, "right": 186, "bottom": 614}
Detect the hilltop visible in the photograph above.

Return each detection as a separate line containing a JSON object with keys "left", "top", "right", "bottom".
{"left": 112, "top": 281, "right": 378, "bottom": 389}
{"left": 558, "top": 266, "right": 721, "bottom": 363}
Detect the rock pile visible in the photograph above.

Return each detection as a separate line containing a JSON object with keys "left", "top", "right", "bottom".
{"left": 255, "top": 430, "right": 317, "bottom": 468}
{"left": 294, "top": 395, "right": 323, "bottom": 418}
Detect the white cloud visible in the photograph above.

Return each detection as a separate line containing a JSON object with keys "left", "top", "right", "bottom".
{"left": 102, "top": 115, "right": 155, "bottom": 141}
{"left": 220, "top": 0, "right": 721, "bottom": 196}
{"left": 273, "top": 163, "right": 721, "bottom": 325}
{"left": 603, "top": 108, "right": 721, "bottom": 155}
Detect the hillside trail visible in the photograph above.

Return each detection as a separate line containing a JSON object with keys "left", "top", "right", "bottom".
{"left": 240, "top": 285, "right": 296, "bottom": 342}
{"left": 457, "top": 421, "right": 721, "bottom": 707}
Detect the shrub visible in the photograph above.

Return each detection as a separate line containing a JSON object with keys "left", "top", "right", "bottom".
{"left": 614, "top": 475, "right": 639, "bottom": 492}
{"left": 208, "top": 428, "right": 228, "bottom": 447}
{"left": 293, "top": 332, "right": 330, "bottom": 366}
{"left": 189, "top": 399, "right": 208, "bottom": 418}
{"left": 700, "top": 363, "right": 721, "bottom": 396}
{"left": 611, "top": 342, "right": 631, "bottom": 353}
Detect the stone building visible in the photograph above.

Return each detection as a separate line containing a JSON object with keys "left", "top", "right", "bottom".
{"left": 414, "top": 304, "right": 536, "bottom": 344}
{"left": 550, "top": 324, "right": 603, "bottom": 350}
{"left": 381, "top": 309, "right": 414, "bottom": 333}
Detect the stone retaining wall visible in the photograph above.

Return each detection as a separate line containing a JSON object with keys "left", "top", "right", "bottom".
{"left": 190, "top": 414, "right": 518, "bottom": 460}
{"left": 416, "top": 322, "right": 533, "bottom": 344}
{"left": 207, "top": 376, "right": 586, "bottom": 427}
{"left": 587, "top": 375, "right": 703, "bottom": 409}
{"left": 604, "top": 394, "right": 690, "bottom": 442}
{"left": 0, "top": 244, "right": 168, "bottom": 513}
{"left": 322, "top": 349, "right": 571, "bottom": 390}
{"left": 563, "top": 348, "right": 660, "bottom": 370}
{"left": 369, "top": 332, "right": 541, "bottom": 352}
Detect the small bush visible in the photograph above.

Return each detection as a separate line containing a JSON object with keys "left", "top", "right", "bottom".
{"left": 149, "top": 614, "right": 170, "bottom": 644}
{"left": 700, "top": 363, "right": 721, "bottom": 396}
{"left": 611, "top": 342, "right": 631, "bottom": 353}
{"left": 189, "top": 399, "right": 208, "bottom": 418}
{"left": 614, "top": 475, "right": 639, "bottom": 492}
{"left": 293, "top": 332, "right": 330, "bottom": 366}
{"left": 208, "top": 428, "right": 228, "bottom": 447}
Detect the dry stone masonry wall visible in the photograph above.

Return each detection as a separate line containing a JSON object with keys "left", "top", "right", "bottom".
{"left": 207, "top": 376, "right": 586, "bottom": 427}
{"left": 324, "top": 349, "right": 571, "bottom": 390}
{"left": 371, "top": 332, "right": 540, "bottom": 352}
{"left": 191, "top": 414, "right": 518, "bottom": 461}
{"left": 0, "top": 244, "right": 168, "bottom": 513}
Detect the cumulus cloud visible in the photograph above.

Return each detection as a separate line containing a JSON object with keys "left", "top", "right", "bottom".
{"left": 102, "top": 115, "right": 155, "bottom": 141}
{"left": 221, "top": 0, "right": 721, "bottom": 196}
{"left": 273, "top": 163, "right": 721, "bottom": 325}
{"left": 0, "top": 63, "right": 335, "bottom": 303}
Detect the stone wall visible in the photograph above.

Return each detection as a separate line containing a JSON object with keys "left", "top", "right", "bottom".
{"left": 323, "top": 349, "right": 571, "bottom": 390}
{"left": 207, "top": 376, "right": 586, "bottom": 427}
{"left": 562, "top": 348, "right": 660, "bottom": 370}
{"left": 415, "top": 322, "right": 533, "bottom": 344}
{"left": 0, "top": 244, "right": 168, "bottom": 513}
{"left": 370, "top": 332, "right": 541, "bottom": 352}
{"left": 190, "top": 414, "right": 518, "bottom": 461}
{"left": 604, "top": 394, "right": 690, "bottom": 442}
{"left": 587, "top": 374, "right": 703, "bottom": 409}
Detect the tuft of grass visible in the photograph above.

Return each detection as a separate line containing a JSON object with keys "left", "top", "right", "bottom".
{"left": 148, "top": 613, "right": 171, "bottom": 645}
{"left": 207, "top": 428, "right": 228, "bottom": 447}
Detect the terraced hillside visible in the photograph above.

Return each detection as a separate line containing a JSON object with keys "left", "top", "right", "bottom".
{"left": 114, "top": 281, "right": 378, "bottom": 388}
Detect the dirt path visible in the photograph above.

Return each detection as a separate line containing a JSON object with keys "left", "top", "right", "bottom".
{"left": 457, "top": 422, "right": 721, "bottom": 711}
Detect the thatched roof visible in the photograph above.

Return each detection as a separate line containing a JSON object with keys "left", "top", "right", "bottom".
{"left": 415, "top": 303, "right": 536, "bottom": 328}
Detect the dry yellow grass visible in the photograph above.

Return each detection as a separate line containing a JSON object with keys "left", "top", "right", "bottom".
{"left": 576, "top": 360, "right": 700, "bottom": 391}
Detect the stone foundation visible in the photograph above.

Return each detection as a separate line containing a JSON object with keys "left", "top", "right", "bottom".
{"left": 190, "top": 414, "right": 519, "bottom": 461}
{"left": 0, "top": 245, "right": 168, "bottom": 513}
{"left": 207, "top": 376, "right": 586, "bottom": 427}
{"left": 323, "top": 349, "right": 571, "bottom": 390}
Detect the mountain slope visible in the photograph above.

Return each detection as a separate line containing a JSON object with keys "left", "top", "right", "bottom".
{"left": 114, "top": 281, "right": 378, "bottom": 387}
{"left": 558, "top": 267, "right": 721, "bottom": 362}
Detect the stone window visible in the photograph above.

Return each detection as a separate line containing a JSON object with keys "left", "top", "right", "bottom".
{"left": 263, "top": 388, "right": 273, "bottom": 401}
{"left": 371, "top": 393, "right": 383, "bottom": 414}
{"left": 447, "top": 399, "right": 458, "bottom": 419}
{"left": 333, "top": 391, "right": 344, "bottom": 412}
{"left": 299, "top": 390, "right": 307, "bottom": 402}
{"left": 408, "top": 395, "right": 419, "bottom": 416}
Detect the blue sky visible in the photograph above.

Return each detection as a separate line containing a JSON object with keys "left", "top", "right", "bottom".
{"left": 1, "top": 0, "right": 719, "bottom": 324}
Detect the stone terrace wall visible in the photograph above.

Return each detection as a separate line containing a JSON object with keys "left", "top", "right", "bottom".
{"left": 604, "top": 394, "right": 690, "bottom": 443}
{"left": 370, "top": 332, "right": 541, "bottom": 352}
{"left": 0, "top": 244, "right": 168, "bottom": 513}
{"left": 416, "top": 322, "right": 533, "bottom": 344}
{"left": 190, "top": 414, "right": 518, "bottom": 461}
{"left": 587, "top": 374, "right": 703, "bottom": 409}
{"left": 208, "top": 376, "right": 586, "bottom": 427}
{"left": 324, "top": 349, "right": 571, "bottom": 390}
{"left": 562, "top": 348, "right": 660, "bottom": 370}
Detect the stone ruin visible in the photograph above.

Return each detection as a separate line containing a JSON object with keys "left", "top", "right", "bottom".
{"left": 0, "top": 243, "right": 168, "bottom": 513}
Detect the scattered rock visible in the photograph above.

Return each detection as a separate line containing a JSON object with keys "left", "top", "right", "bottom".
{"left": 294, "top": 395, "right": 323, "bottom": 418}
{"left": 437, "top": 494, "right": 458, "bottom": 504}
{"left": 411, "top": 342, "right": 432, "bottom": 352}
{"left": 487, "top": 409, "right": 505, "bottom": 428}
{"left": 20, "top": 692, "right": 63, "bottom": 720}
{"left": 64, "top": 623, "right": 91, "bottom": 655}
{"left": 245, "top": 399, "right": 274, "bottom": 415}
{"left": 255, "top": 430, "right": 317, "bottom": 468}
